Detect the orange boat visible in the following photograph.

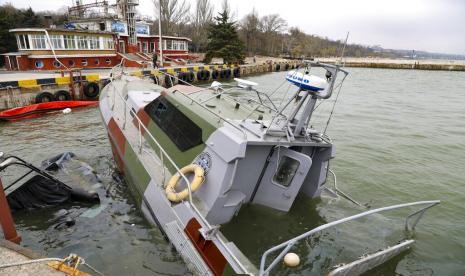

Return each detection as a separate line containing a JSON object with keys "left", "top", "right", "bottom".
{"left": 0, "top": 101, "right": 97, "bottom": 121}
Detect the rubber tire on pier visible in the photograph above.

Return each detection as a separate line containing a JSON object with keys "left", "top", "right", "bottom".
{"left": 35, "top": 92, "right": 55, "bottom": 104}
{"left": 225, "top": 68, "right": 231, "bottom": 78}
{"left": 233, "top": 67, "right": 240, "bottom": 78}
{"left": 186, "top": 71, "right": 195, "bottom": 83}
{"left": 197, "top": 70, "right": 210, "bottom": 81}
{"left": 284, "top": 64, "right": 290, "bottom": 70}
{"left": 83, "top": 82, "right": 100, "bottom": 98}
{"left": 151, "top": 75, "right": 160, "bottom": 85}
{"left": 54, "top": 90, "right": 71, "bottom": 101}
{"left": 211, "top": 70, "right": 219, "bottom": 79}
{"left": 275, "top": 64, "right": 281, "bottom": 71}
{"left": 164, "top": 75, "right": 175, "bottom": 88}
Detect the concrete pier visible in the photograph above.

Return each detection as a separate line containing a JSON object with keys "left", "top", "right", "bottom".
{"left": 318, "top": 57, "right": 465, "bottom": 71}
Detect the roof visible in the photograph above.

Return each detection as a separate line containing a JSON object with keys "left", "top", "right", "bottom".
{"left": 9, "top": 28, "right": 114, "bottom": 35}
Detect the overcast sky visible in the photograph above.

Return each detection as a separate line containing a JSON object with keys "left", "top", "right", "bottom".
{"left": 3, "top": 0, "right": 464, "bottom": 55}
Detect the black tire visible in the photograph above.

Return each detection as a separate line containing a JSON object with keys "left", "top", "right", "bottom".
{"left": 275, "top": 64, "right": 281, "bottom": 71}
{"left": 83, "top": 82, "right": 100, "bottom": 98}
{"left": 164, "top": 75, "right": 174, "bottom": 88}
{"left": 219, "top": 70, "right": 226, "bottom": 79}
{"left": 151, "top": 75, "right": 159, "bottom": 85}
{"left": 225, "top": 69, "right": 231, "bottom": 78}
{"left": 54, "top": 90, "right": 71, "bottom": 101}
{"left": 187, "top": 71, "right": 195, "bottom": 83}
{"left": 291, "top": 64, "right": 295, "bottom": 69}
{"left": 197, "top": 71, "right": 203, "bottom": 81}
{"left": 202, "top": 70, "right": 210, "bottom": 80}
{"left": 101, "top": 79, "right": 111, "bottom": 88}
{"left": 35, "top": 92, "right": 55, "bottom": 103}
{"left": 284, "top": 64, "right": 290, "bottom": 70}
{"left": 211, "top": 70, "right": 219, "bottom": 79}
{"left": 233, "top": 67, "right": 240, "bottom": 77}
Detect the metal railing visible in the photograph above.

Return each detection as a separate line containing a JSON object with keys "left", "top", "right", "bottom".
{"left": 106, "top": 62, "right": 252, "bottom": 274}
{"left": 259, "top": 200, "right": 440, "bottom": 275}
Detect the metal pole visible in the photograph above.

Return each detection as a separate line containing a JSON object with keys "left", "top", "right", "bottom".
{"left": 158, "top": 0, "right": 163, "bottom": 66}
{"left": 0, "top": 177, "right": 21, "bottom": 244}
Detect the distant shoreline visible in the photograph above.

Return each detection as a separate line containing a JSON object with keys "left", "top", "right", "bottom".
{"left": 316, "top": 57, "right": 465, "bottom": 71}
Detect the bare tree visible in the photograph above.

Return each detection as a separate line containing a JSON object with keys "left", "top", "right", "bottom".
{"left": 260, "top": 14, "right": 287, "bottom": 55}
{"left": 239, "top": 8, "right": 261, "bottom": 56}
{"left": 152, "top": 0, "right": 191, "bottom": 35}
{"left": 191, "top": 0, "right": 214, "bottom": 51}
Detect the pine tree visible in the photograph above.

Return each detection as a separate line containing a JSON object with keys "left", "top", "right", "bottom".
{"left": 204, "top": 10, "right": 245, "bottom": 64}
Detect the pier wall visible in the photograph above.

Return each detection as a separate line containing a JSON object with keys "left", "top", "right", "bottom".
{"left": 0, "top": 60, "right": 301, "bottom": 111}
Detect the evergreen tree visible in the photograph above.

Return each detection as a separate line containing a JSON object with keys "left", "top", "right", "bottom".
{"left": 204, "top": 10, "right": 245, "bottom": 64}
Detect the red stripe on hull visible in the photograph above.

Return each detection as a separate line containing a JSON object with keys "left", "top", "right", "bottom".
{"left": 108, "top": 118, "right": 126, "bottom": 174}
{"left": 108, "top": 135, "right": 125, "bottom": 174}
{"left": 185, "top": 218, "right": 227, "bottom": 276}
{"left": 132, "top": 108, "right": 150, "bottom": 135}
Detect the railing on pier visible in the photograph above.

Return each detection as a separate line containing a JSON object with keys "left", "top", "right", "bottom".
{"left": 258, "top": 200, "right": 440, "bottom": 276}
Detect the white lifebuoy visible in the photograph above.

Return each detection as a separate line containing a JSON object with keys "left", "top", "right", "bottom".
{"left": 165, "top": 164, "right": 205, "bottom": 202}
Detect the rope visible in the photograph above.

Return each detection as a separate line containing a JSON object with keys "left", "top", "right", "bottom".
{"left": 0, "top": 253, "right": 104, "bottom": 275}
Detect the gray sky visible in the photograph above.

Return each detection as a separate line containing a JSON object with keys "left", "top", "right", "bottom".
{"left": 3, "top": 0, "right": 464, "bottom": 55}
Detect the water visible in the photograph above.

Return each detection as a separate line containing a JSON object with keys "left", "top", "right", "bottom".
{"left": 1, "top": 68, "right": 464, "bottom": 275}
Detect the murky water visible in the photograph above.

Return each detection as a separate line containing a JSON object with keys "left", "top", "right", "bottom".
{"left": 1, "top": 68, "right": 464, "bottom": 275}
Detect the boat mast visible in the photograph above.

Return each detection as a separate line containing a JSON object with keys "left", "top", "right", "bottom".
{"left": 158, "top": 0, "right": 164, "bottom": 65}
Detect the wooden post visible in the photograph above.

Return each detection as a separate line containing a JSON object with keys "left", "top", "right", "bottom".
{"left": 0, "top": 177, "right": 21, "bottom": 244}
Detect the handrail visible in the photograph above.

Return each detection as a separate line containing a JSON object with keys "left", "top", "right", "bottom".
{"left": 107, "top": 78, "right": 252, "bottom": 274}
{"left": 259, "top": 200, "right": 440, "bottom": 275}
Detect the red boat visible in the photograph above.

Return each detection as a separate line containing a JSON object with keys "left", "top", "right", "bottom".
{"left": 0, "top": 101, "right": 98, "bottom": 121}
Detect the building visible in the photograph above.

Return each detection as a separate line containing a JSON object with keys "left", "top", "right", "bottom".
{"left": 2, "top": 0, "right": 191, "bottom": 71}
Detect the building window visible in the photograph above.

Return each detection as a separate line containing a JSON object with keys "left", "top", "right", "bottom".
{"left": 30, "top": 34, "right": 47, "bottom": 49}
{"left": 53, "top": 60, "right": 61, "bottom": 68}
{"left": 149, "top": 42, "right": 155, "bottom": 52}
{"left": 105, "top": 58, "right": 111, "bottom": 65}
{"left": 172, "top": 40, "right": 186, "bottom": 51}
{"left": 64, "top": 35, "right": 76, "bottom": 49}
{"left": 94, "top": 58, "right": 100, "bottom": 65}
{"left": 89, "top": 36, "right": 100, "bottom": 49}
{"left": 35, "top": 60, "right": 44, "bottom": 69}
{"left": 77, "top": 36, "right": 88, "bottom": 49}
{"left": 81, "top": 59, "right": 88, "bottom": 66}
{"left": 103, "top": 37, "right": 114, "bottom": 50}
{"left": 49, "top": 34, "right": 63, "bottom": 49}
{"left": 69, "top": 60, "right": 75, "bottom": 67}
{"left": 17, "top": 34, "right": 30, "bottom": 49}
{"left": 144, "top": 97, "right": 203, "bottom": 152}
{"left": 142, "top": 42, "right": 148, "bottom": 53}
{"left": 164, "top": 40, "right": 172, "bottom": 50}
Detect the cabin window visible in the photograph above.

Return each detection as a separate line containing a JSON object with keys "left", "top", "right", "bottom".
{"left": 34, "top": 60, "right": 44, "bottom": 69}
{"left": 105, "top": 58, "right": 111, "bottom": 65}
{"left": 272, "top": 156, "right": 300, "bottom": 187}
{"left": 50, "top": 35, "right": 63, "bottom": 49}
{"left": 81, "top": 59, "right": 88, "bottom": 66}
{"left": 30, "top": 34, "right": 46, "bottom": 49}
{"left": 68, "top": 60, "right": 75, "bottom": 67}
{"left": 89, "top": 36, "right": 100, "bottom": 49}
{"left": 103, "top": 37, "right": 114, "bottom": 50}
{"left": 149, "top": 42, "right": 155, "bottom": 52}
{"left": 94, "top": 58, "right": 100, "bottom": 65}
{"left": 53, "top": 60, "right": 61, "bottom": 68}
{"left": 77, "top": 36, "right": 88, "bottom": 49}
{"left": 17, "top": 34, "right": 30, "bottom": 49}
{"left": 144, "top": 97, "right": 203, "bottom": 152}
{"left": 64, "top": 35, "right": 76, "bottom": 49}
{"left": 172, "top": 40, "right": 186, "bottom": 51}
{"left": 165, "top": 40, "right": 173, "bottom": 50}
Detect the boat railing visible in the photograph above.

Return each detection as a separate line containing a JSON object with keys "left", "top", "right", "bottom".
{"left": 107, "top": 69, "right": 252, "bottom": 274}
{"left": 259, "top": 200, "right": 440, "bottom": 276}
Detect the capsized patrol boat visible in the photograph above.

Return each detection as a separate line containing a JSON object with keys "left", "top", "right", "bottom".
{"left": 99, "top": 61, "right": 439, "bottom": 275}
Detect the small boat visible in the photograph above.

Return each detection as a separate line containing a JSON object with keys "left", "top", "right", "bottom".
{"left": 0, "top": 101, "right": 97, "bottom": 121}
{"left": 99, "top": 60, "right": 439, "bottom": 275}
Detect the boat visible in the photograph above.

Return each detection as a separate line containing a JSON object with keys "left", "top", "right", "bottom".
{"left": 99, "top": 60, "right": 439, "bottom": 275}
{"left": 0, "top": 101, "right": 97, "bottom": 121}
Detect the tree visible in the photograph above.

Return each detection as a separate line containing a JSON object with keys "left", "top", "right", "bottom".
{"left": 240, "top": 9, "right": 261, "bottom": 56}
{"left": 152, "top": 0, "right": 191, "bottom": 35}
{"left": 191, "top": 0, "right": 214, "bottom": 52}
{"left": 204, "top": 10, "right": 245, "bottom": 64}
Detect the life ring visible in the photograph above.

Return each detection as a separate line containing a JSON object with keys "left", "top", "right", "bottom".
{"left": 83, "top": 82, "right": 100, "bottom": 98}
{"left": 54, "top": 90, "right": 71, "bottom": 101}
{"left": 165, "top": 164, "right": 205, "bottom": 203}
{"left": 35, "top": 92, "right": 55, "bottom": 103}
{"left": 233, "top": 67, "right": 240, "bottom": 77}
{"left": 186, "top": 71, "right": 195, "bottom": 83}
{"left": 211, "top": 70, "right": 219, "bottom": 79}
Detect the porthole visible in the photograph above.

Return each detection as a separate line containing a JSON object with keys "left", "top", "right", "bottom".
{"left": 105, "top": 58, "right": 111, "bottom": 65}
{"left": 81, "top": 59, "right": 88, "bottom": 66}
{"left": 35, "top": 60, "right": 44, "bottom": 69}
{"left": 94, "top": 58, "right": 99, "bottom": 65}
{"left": 68, "top": 60, "right": 75, "bottom": 67}
{"left": 52, "top": 60, "right": 61, "bottom": 68}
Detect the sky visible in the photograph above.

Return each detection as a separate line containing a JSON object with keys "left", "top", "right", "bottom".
{"left": 3, "top": 0, "right": 465, "bottom": 55}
